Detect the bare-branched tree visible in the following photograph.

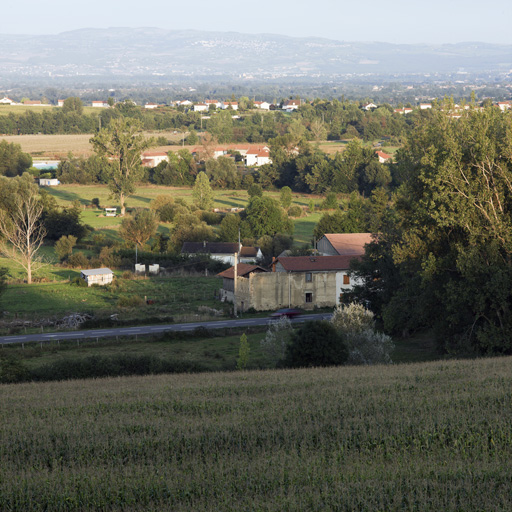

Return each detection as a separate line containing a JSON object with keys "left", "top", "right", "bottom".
{"left": 0, "top": 194, "right": 46, "bottom": 284}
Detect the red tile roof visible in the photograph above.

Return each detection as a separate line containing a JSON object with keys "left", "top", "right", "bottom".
{"left": 217, "top": 264, "right": 267, "bottom": 279}
{"left": 322, "top": 233, "right": 373, "bottom": 256}
{"left": 275, "top": 255, "right": 360, "bottom": 272}
{"left": 376, "top": 150, "right": 391, "bottom": 160}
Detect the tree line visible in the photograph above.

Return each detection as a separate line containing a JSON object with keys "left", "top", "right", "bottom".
{"left": 348, "top": 106, "right": 512, "bottom": 356}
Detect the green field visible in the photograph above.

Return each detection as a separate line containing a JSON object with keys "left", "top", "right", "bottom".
{"left": 0, "top": 276, "right": 222, "bottom": 323}
{"left": 1, "top": 356, "right": 511, "bottom": 510}
{"left": 44, "top": 184, "right": 319, "bottom": 244}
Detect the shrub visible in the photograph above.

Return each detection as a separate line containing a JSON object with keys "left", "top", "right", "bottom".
{"left": 287, "top": 205, "right": 302, "bottom": 218}
{"left": 67, "top": 252, "right": 89, "bottom": 269}
{"left": 200, "top": 211, "right": 223, "bottom": 225}
{"left": 55, "top": 235, "right": 77, "bottom": 262}
{"left": 0, "top": 355, "right": 29, "bottom": 383}
{"left": 283, "top": 320, "right": 347, "bottom": 368}
{"left": 236, "top": 333, "right": 250, "bottom": 370}
{"left": 98, "top": 246, "right": 121, "bottom": 268}
{"left": 91, "top": 197, "right": 100, "bottom": 208}
{"left": 70, "top": 276, "right": 88, "bottom": 287}
{"left": 321, "top": 192, "right": 338, "bottom": 210}
{"left": 331, "top": 303, "right": 394, "bottom": 365}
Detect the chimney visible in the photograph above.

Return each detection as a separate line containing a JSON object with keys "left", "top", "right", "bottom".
{"left": 272, "top": 256, "right": 276, "bottom": 272}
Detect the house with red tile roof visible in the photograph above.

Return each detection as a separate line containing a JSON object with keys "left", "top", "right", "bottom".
{"left": 376, "top": 150, "right": 392, "bottom": 163}
{"left": 217, "top": 253, "right": 365, "bottom": 312}
{"left": 141, "top": 151, "right": 169, "bottom": 167}
{"left": 221, "top": 101, "right": 238, "bottom": 110}
{"left": 245, "top": 147, "right": 271, "bottom": 167}
{"left": 253, "top": 101, "right": 271, "bottom": 110}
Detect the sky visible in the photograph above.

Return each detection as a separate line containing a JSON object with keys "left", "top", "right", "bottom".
{"left": 1, "top": 0, "right": 512, "bottom": 45}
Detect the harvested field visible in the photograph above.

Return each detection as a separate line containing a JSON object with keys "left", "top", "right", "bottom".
{"left": 0, "top": 131, "right": 186, "bottom": 159}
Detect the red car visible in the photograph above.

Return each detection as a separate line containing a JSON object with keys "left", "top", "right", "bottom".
{"left": 270, "top": 308, "right": 301, "bottom": 319}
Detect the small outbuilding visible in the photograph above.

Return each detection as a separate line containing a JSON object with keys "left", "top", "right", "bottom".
{"left": 38, "top": 178, "right": 60, "bottom": 187}
{"left": 105, "top": 208, "right": 117, "bottom": 217}
{"left": 80, "top": 268, "right": 114, "bottom": 287}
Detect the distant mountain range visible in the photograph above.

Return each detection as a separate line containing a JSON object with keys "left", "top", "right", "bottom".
{"left": 0, "top": 28, "right": 511, "bottom": 79}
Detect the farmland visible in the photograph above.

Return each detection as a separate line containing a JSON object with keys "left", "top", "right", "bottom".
{"left": 1, "top": 356, "right": 511, "bottom": 510}
{"left": 1, "top": 131, "right": 185, "bottom": 159}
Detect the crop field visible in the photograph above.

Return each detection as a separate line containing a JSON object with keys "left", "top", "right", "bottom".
{"left": 1, "top": 356, "right": 511, "bottom": 510}
{"left": 1, "top": 130, "right": 185, "bottom": 158}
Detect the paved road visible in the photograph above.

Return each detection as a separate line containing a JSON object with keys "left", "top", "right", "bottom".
{"left": 0, "top": 313, "right": 332, "bottom": 346}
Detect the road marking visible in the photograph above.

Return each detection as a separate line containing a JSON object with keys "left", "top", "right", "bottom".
{"left": 2, "top": 337, "right": 25, "bottom": 341}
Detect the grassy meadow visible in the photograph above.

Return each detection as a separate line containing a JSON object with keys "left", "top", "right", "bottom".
{"left": 0, "top": 276, "right": 221, "bottom": 323}
{"left": 1, "top": 356, "right": 511, "bottom": 510}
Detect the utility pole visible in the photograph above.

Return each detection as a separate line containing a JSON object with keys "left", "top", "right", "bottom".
{"left": 233, "top": 252, "right": 238, "bottom": 317}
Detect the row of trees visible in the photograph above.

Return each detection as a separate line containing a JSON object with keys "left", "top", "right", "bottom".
{"left": 0, "top": 96, "right": 422, "bottom": 143}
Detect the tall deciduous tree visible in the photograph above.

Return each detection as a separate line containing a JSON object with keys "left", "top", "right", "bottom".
{"left": 244, "top": 196, "right": 293, "bottom": 238}
{"left": 90, "top": 118, "right": 154, "bottom": 215}
{"left": 192, "top": 172, "right": 214, "bottom": 210}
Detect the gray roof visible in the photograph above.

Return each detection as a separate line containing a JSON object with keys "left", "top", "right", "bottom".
{"left": 81, "top": 268, "right": 113, "bottom": 276}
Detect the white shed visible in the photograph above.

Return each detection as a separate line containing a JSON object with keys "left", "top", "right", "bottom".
{"left": 80, "top": 268, "right": 114, "bottom": 287}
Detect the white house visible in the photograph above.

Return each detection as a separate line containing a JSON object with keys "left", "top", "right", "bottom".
{"left": 194, "top": 103, "right": 208, "bottom": 112}
{"left": 0, "top": 97, "right": 14, "bottom": 105}
{"left": 420, "top": 103, "right": 432, "bottom": 109}
{"left": 145, "top": 103, "right": 159, "bottom": 109}
{"left": 245, "top": 147, "right": 271, "bottom": 167}
{"left": 497, "top": 102, "right": 511, "bottom": 111}
{"left": 92, "top": 100, "right": 109, "bottom": 108}
{"left": 205, "top": 99, "right": 221, "bottom": 108}
{"left": 253, "top": 101, "right": 271, "bottom": 110}
{"left": 376, "top": 150, "right": 392, "bottom": 163}
{"left": 282, "top": 99, "right": 301, "bottom": 112}
{"left": 182, "top": 242, "right": 262, "bottom": 266}
{"left": 221, "top": 101, "right": 238, "bottom": 110}
{"left": 57, "top": 99, "right": 65, "bottom": 107}
{"left": 80, "top": 268, "right": 114, "bottom": 287}
{"left": 141, "top": 151, "right": 169, "bottom": 167}
{"left": 362, "top": 102, "right": 377, "bottom": 110}
{"left": 394, "top": 107, "right": 413, "bottom": 115}
{"left": 176, "top": 100, "right": 192, "bottom": 107}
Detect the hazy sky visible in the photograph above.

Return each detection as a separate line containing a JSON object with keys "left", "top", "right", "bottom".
{"left": 1, "top": 0, "right": 511, "bottom": 44}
